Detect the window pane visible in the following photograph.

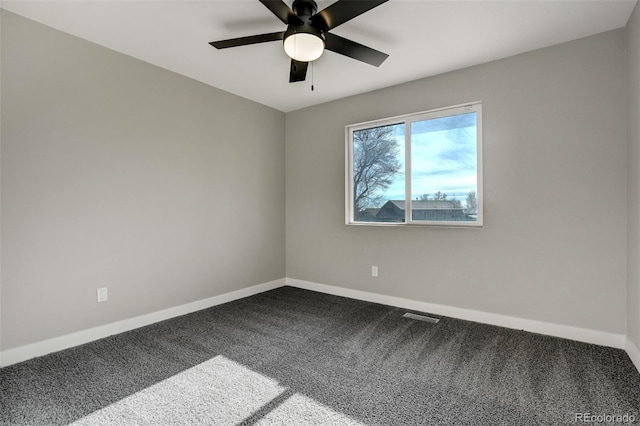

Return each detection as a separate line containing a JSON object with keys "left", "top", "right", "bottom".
{"left": 352, "top": 123, "right": 405, "bottom": 222}
{"left": 410, "top": 112, "right": 478, "bottom": 222}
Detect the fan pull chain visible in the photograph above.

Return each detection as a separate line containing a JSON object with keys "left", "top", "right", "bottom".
{"left": 311, "top": 61, "right": 314, "bottom": 91}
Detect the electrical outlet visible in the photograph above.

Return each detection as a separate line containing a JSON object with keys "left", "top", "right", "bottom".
{"left": 372, "top": 266, "right": 379, "bottom": 277}
{"left": 97, "top": 287, "right": 108, "bottom": 303}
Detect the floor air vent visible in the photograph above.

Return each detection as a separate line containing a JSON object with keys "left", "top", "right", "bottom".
{"left": 403, "top": 312, "right": 440, "bottom": 324}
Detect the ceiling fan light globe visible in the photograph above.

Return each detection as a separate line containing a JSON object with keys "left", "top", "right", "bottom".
{"left": 284, "top": 32, "right": 324, "bottom": 62}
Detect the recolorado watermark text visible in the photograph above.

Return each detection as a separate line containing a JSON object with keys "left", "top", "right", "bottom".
{"left": 574, "top": 413, "right": 636, "bottom": 423}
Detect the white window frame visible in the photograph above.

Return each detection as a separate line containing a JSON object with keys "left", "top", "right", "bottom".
{"left": 345, "top": 102, "right": 483, "bottom": 227}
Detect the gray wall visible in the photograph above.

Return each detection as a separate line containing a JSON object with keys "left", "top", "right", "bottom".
{"left": 628, "top": 2, "right": 640, "bottom": 351}
{"left": 0, "top": 11, "right": 285, "bottom": 351}
{"left": 286, "top": 29, "right": 628, "bottom": 335}
{"left": 1, "top": 8, "right": 635, "bottom": 354}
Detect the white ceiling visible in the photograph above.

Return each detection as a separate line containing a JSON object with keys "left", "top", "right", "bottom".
{"left": 2, "top": 0, "right": 636, "bottom": 112}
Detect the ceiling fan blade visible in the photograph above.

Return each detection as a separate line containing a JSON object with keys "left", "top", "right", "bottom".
{"left": 324, "top": 32, "right": 388, "bottom": 67}
{"left": 289, "top": 59, "right": 308, "bottom": 82}
{"left": 259, "top": 0, "right": 303, "bottom": 25}
{"left": 209, "top": 31, "right": 285, "bottom": 49}
{"left": 311, "top": 0, "right": 388, "bottom": 31}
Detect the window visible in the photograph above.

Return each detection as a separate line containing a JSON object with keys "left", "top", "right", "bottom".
{"left": 346, "top": 102, "right": 482, "bottom": 227}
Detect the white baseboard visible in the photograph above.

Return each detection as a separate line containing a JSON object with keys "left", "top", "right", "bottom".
{"left": 0, "top": 278, "right": 286, "bottom": 367}
{"left": 287, "top": 278, "right": 627, "bottom": 350}
{"left": 626, "top": 337, "right": 640, "bottom": 374}
{"left": 3, "top": 277, "right": 634, "bottom": 372}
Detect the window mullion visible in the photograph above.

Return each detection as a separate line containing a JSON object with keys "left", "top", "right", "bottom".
{"left": 404, "top": 121, "right": 412, "bottom": 224}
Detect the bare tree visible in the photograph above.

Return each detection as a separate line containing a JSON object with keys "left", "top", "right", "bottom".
{"left": 450, "top": 196, "right": 462, "bottom": 209}
{"left": 433, "top": 191, "right": 447, "bottom": 200}
{"left": 421, "top": 192, "right": 462, "bottom": 207}
{"left": 466, "top": 191, "right": 477, "bottom": 210}
{"left": 353, "top": 126, "right": 401, "bottom": 215}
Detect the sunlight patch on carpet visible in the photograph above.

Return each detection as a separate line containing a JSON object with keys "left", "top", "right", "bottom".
{"left": 71, "top": 355, "right": 286, "bottom": 425}
{"left": 70, "top": 355, "right": 364, "bottom": 425}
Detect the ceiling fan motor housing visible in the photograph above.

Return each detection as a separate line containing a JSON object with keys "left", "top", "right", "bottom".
{"left": 285, "top": 0, "right": 324, "bottom": 41}
{"left": 292, "top": 0, "right": 318, "bottom": 17}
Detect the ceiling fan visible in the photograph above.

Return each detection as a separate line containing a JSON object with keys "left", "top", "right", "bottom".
{"left": 210, "top": 0, "right": 389, "bottom": 83}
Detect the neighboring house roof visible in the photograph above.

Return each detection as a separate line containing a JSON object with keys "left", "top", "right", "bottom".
{"left": 375, "top": 199, "right": 474, "bottom": 222}
{"left": 387, "top": 200, "right": 460, "bottom": 210}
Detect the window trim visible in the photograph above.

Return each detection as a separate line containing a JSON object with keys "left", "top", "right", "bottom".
{"left": 345, "top": 102, "right": 483, "bottom": 228}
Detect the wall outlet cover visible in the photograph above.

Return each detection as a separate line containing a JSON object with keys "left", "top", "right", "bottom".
{"left": 97, "top": 287, "right": 108, "bottom": 302}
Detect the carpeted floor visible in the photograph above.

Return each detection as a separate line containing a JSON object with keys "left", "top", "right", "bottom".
{"left": 1, "top": 286, "right": 639, "bottom": 425}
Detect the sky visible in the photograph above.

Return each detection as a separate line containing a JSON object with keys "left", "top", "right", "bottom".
{"left": 381, "top": 112, "right": 478, "bottom": 204}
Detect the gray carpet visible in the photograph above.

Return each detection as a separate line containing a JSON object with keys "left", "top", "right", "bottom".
{"left": 1, "top": 286, "right": 639, "bottom": 425}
